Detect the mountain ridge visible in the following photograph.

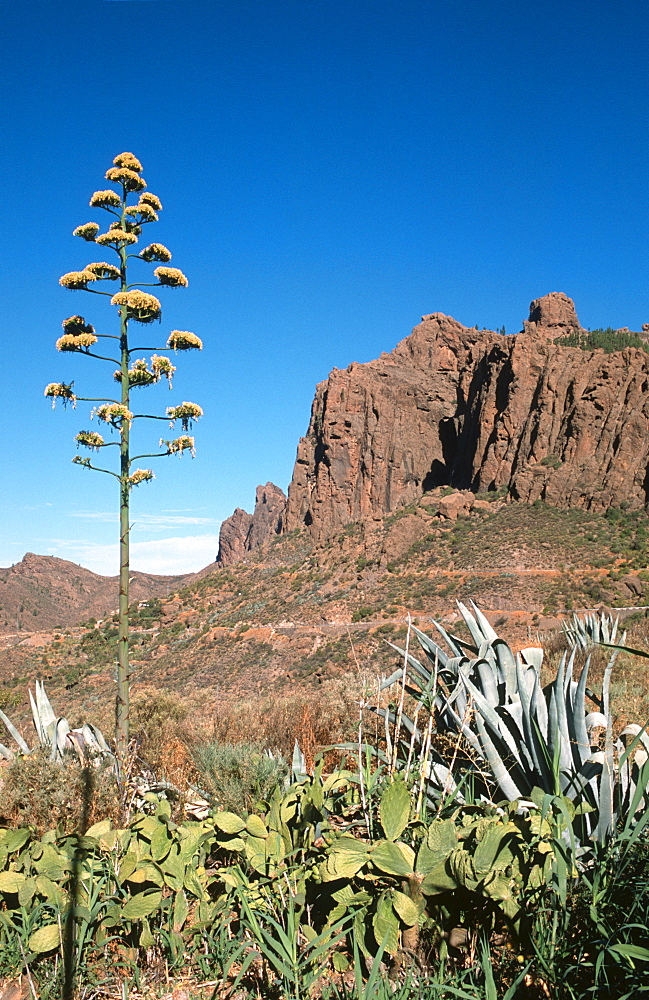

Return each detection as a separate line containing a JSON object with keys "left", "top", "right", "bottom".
{"left": 218, "top": 292, "right": 649, "bottom": 564}
{"left": 0, "top": 552, "right": 195, "bottom": 634}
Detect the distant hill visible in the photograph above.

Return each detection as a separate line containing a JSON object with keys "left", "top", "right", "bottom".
{"left": 0, "top": 552, "right": 195, "bottom": 634}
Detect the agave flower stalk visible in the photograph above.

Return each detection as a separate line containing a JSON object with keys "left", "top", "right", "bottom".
{"left": 46, "top": 153, "right": 203, "bottom": 755}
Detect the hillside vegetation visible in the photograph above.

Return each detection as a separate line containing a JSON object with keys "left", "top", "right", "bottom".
{"left": 3, "top": 495, "right": 649, "bottom": 738}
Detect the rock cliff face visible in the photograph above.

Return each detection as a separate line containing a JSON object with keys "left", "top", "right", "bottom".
{"left": 282, "top": 293, "right": 649, "bottom": 542}
{"left": 217, "top": 483, "right": 286, "bottom": 566}
{"left": 216, "top": 293, "right": 649, "bottom": 562}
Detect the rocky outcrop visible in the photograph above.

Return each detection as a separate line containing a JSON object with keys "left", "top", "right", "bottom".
{"left": 524, "top": 291, "right": 582, "bottom": 337}
{"left": 216, "top": 483, "right": 286, "bottom": 566}
{"left": 282, "top": 294, "right": 649, "bottom": 542}
{"left": 216, "top": 509, "right": 255, "bottom": 566}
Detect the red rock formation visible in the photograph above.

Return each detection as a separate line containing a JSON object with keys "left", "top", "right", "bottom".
{"left": 524, "top": 291, "right": 582, "bottom": 337}
{"left": 283, "top": 294, "right": 649, "bottom": 542}
{"left": 217, "top": 483, "right": 286, "bottom": 566}
{"left": 216, "top": 508, "right": 255, "bottom": 566}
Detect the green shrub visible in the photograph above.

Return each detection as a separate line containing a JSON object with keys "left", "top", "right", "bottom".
{"left": 352, "top": 605, "right": 375, "bottom": 622}
{"left": 556, "top": 327, "right": 649, "bottom": 354}
{"left": 191, "top": 740, "right": 287, "bottom": 814}
{"left": 539, "top": 454, "right": 562, "bottom": 469}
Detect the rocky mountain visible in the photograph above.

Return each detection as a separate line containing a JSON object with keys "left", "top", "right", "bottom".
{"left": 218, "top": 293, "right": 649, "bottom": 563}
{"left": 0, "top": 552, "right": 191, "bottom": 634}
{"left": 217, "top": 484, "right": 286, "bottom": 565}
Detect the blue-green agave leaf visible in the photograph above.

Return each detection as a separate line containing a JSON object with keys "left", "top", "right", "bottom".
{"left": 468, "top": 600, "right": 499, "bottom": 643}
{"left": 473, "top": 713, "right": 525, "bottom": 801}
{"left": 432, "top": 618, "right": 473, "bottom": 658}
{"left": 0, "top": 709, "right": 30, "bottom": 754}
{"left": 461, "top": 674, "right": 524, "bottom": 771}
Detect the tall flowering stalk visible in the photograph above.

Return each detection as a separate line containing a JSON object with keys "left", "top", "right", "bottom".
{"left": 46, "top": 153, "right": 203, "bottom": 754}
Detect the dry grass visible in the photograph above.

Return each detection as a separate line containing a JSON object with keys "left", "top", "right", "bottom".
{"left": 204, "top": 677, "right": 361, "bottom": 769}
{"left": 0, "top": 750, "right": 122, "bottom": 835}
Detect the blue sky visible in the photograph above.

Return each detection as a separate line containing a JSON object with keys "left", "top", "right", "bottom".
{"left": 2, "top": 0, "right": 648, "bottom": 576}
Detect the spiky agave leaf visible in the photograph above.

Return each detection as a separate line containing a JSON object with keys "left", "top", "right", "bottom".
{"left": 51, "top": 717, "right": 71, "bottom": 761}
{"left": 0, "top": 708, "right": 30, "bottom": 754}
{"left": 31, "top": 680, "right": 57, "bottom": 746}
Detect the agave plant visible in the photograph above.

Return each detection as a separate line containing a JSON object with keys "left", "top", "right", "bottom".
{"left": 0, "top": 681, "right": 114, "bottom": 766}
{"left": 379, "top": 603, "right": 649, "bottom": 847}
{"left": 562, "top": 610, "right": 620, "bottom": 650}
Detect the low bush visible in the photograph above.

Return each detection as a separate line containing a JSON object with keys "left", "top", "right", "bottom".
{"left": 0, "top": 750, "right": 120, "bottom": 834}
{"left": 191, "top": 739, "right": 287, "bottom": 813}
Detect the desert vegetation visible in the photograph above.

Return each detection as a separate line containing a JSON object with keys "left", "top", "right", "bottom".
{"left": 1, "top": 608, "right": 649, "bottom": 999}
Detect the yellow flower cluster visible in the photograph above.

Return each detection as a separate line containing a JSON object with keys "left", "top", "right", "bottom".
{"left": 75, "top": 431, "right": 105, "bottom": 451}
{"left": 126, "top": 359, "right": 156, "bottom": 387}
{"left": 105, "top": 167, "right": 146, "bottom": 193}
{"left": 125, "top": 204, "right": 158, "bottom": 223}
{"left": 96, "top": 229, "right": 138, "bottom": 247}
{"left": 113, "top": 152, "right": 143, "bottom": 172}
{"left": 140, "top": 243, "right": 172, "bottom": 262}
{"left": 139, "top": 192, "right": 162, "bottom": 211}
{"left": 44, "top": 382, "right": 77, "bottom": 408}
{"left": 154, "top": 266, "right": 188, "bottom": 287}
{"left": 128, "top": 469, "right": 155, "bottom": 487}
{"left": 62, "top": 315, "right": 95, "bottom": 335}
{"left": 59, "top": 270, "right": 96, "bottom": 289}
{"left": 167, "top": 330, "right": 203, "bottom": 351}
{"left": 73, "top": 222, "right": 100, "bottom": 241}
{"left": 111, "top": 289, "right": 162, "bottom": 323}
{"left": 56, "top": 332, "right": 98, "bottom": 351}
{"left": 85, "top": 262, "right": 121, "bottom": 280}
{"left": 94, "top": 403, "right": 133, "bottom": 425}
{"left": 160, "top": 435, "right": 196, "bottom": 457}
{"left": 90, "top": 190, "right": 121, "bottom": 209}
{"left": 167, "top": 401, "right": 203, "bottom": 430}
{"left": 151, "top": 355, "right": 176, "bottom": 381}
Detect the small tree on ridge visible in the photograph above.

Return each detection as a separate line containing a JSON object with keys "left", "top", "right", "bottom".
{"left": 45, "top": 152, "right": 203, "bottom": 754}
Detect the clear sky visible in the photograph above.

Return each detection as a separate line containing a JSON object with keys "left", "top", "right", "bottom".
{"left": 2, "top": 0, "right": 648, "bottom": 576}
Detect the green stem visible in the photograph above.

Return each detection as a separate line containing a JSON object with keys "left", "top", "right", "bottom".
{"left": 79, "top": 352, "right": 120, "bottom": 364}
{"left": 116, "top": 194, "right": 131, "bottom": 757}
{"left": 77, "top": 464, "right": 120, "bottom": 478}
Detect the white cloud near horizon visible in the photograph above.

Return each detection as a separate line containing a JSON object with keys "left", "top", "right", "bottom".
{"left": 45, "top": 535, "right": 220, "bottom": 576}
{"left": 68, "top": 511, "right": 219, "bottom": 531}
